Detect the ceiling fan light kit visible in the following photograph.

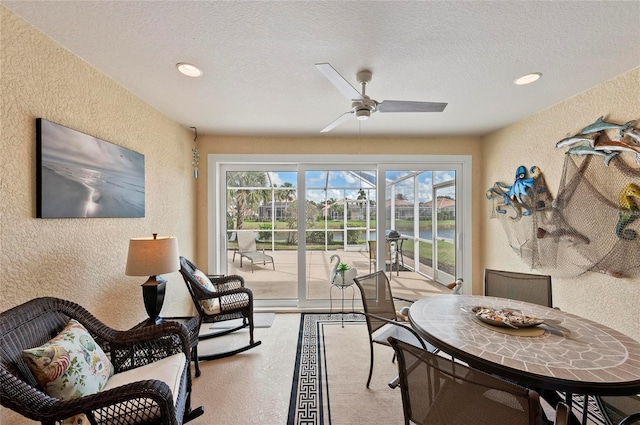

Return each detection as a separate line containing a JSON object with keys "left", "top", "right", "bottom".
{"left": 315, "top": 62, "right": 447, "bottom": 132}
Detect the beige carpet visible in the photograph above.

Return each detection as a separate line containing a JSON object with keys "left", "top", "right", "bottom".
{"left": 287, "top": 314, "right": 404, "bottom": 425}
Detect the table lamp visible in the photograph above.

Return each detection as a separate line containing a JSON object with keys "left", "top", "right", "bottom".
{"left": 125, "top": 234, "right": 179, "bottom": 324}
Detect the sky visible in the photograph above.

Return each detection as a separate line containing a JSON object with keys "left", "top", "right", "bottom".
{"left": 230, "top": 169, "right": 456, "bottom": 204}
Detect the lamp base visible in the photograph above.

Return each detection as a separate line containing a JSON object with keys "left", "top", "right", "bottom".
{"left": 142, "top": 276, "right": 166, "bottom": 324}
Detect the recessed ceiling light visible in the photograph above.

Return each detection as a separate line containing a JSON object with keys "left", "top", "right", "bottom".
{"left": 514, "top": 72, "right": 542, "bottom": 85}
{"left": 176, "top": 62, "right": 203, "bottom": 77}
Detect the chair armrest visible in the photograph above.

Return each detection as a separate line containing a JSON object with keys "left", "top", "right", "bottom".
{"left": 210, "top": 274, "right": 246, "bottom": 290}
{"left": 1, "top": 370, "right": 178, "bottom": 425}
{"left": 55, "top": 379, "right": 177, "bottom": 424}
{"left": 393, "top": 296, "right": 416, "bottom": 304}
{"left": 554, "top": 402, "right": 569, "bottom": 425}
{"left": 190, "top": 284, "right": 253, "bottom": 300}
{"left": 620, "top": 412, "right": 640, "bottom": 425}
{"left": 364, "top": 312, "right": 428, "bottom": 351}
{"left": 111, "top": 322, "right": 190, "bottom": 372}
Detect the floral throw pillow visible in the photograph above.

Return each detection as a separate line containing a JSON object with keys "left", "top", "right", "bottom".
{"left": 192, "top": 268, "right": 219, "bottom": 313}
{"left": 22, "top": 319, "right": 114, "bottom": 400}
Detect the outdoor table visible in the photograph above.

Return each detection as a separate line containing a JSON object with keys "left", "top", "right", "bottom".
{"left": 409, "top": 295, "right": 640, "bottom": 425}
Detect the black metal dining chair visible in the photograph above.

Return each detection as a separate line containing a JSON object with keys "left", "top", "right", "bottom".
{"left": 388, "top": 336, "right": 570, "bottom": 425}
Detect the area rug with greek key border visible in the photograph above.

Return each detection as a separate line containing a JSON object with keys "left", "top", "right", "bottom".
{"left": 286, "top": 313, "right": 606, "bottom": 425}
{"left": 286, "top": 313, "right": 403, "bottom": 425}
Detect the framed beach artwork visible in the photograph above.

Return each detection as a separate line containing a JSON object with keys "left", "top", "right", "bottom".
{"left": 36, "top": 119, "right": 145, "bottom": 218}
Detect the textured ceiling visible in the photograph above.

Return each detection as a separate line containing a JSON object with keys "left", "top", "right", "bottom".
{"left": 3, "top": 1, "right": 639, "bottom": 137}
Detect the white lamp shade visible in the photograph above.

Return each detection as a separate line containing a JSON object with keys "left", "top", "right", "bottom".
{"left": 125, "top": 236, "right": 179, "bottom": 276}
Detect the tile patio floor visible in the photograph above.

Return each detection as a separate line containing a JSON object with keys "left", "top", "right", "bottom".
{"left": 226, "top": 249, "right": 451, "bottom": 304}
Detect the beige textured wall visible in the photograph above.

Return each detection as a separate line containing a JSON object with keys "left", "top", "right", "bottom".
{"left": 194, "top": 135, "right": 484, "bottom": 291}
{"left": 481, "top": 67, "right": 640, "bottom": 341}
{"left": 0, "top": 7, "right": 196, "bottom": 327}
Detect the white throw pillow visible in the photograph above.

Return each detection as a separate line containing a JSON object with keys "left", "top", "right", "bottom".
{"left": 192, "top": 268, "right": 220, "bottom": 313}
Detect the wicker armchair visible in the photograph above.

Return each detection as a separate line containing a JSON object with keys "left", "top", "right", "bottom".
{"left": 179, "top": 256, "right": 261, "bottom": 361}
{"left": 0, "top": 297, "right": 204, "bottom": 425}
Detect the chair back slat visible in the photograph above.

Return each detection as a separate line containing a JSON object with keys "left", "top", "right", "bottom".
{"left": 484, "top": 269, "right": 552, "bottom": 308}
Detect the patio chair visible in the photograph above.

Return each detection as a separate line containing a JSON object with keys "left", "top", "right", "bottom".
{"left": 353, "top": 271, "right": 438, "bottom": 388}
{"left": 179, "top": 257, "right": 262, "bottom": 361}
{"left": 388, "top": 336, "right": 570, "bottom": 425}
{"left": 368, "top": 240, "right": 398, "bottom": 277}
{"left": 233, "top": 231, "right": 275, "bottom": 272}
{"left": 0, "top": 297, "right": 204, "bottom": 425}
{"left": 484, "top": 268, "right": 553, "bottom": 307}
{"left": 596, "top": 394, "right": 640, "bottom": 425}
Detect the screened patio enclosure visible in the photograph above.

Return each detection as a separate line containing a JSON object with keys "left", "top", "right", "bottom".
{"left": 211, "top": 155, "right": 471, "bottom": 309}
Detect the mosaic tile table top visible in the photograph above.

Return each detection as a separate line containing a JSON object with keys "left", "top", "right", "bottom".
{"left": 409, "top": 295, "right": 640, "bottom": 396}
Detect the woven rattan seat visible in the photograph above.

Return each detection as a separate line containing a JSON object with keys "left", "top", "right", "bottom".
{"left": 0, "top": 297, "right": 203, "bottom": 425}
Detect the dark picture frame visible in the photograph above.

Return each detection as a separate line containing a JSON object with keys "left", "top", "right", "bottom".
{"left": 36, "top": 119, "right": 145, "bottom": 218}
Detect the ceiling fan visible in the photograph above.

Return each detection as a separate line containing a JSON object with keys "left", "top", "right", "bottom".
{"left": 315, "top": 63, "right": 447, "bottom": 133}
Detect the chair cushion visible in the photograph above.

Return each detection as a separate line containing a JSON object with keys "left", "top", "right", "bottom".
{"left": 93, "top": 353, "right": 186, "bottom": 423}
{"left": 193, "top": 268, "right": 221, "bottom": 313}
{"left": 372, "top": 322, "right": 437, "bottom": 352}
{"left": 103, "top": 353, "right": 185, "bottom": 404}
{"left": 22, "top": 319, "right": 114, "bottom": 400}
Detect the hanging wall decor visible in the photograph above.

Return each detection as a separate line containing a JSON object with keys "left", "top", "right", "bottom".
{"left": 36, "top": 119, "right": 145, "bottom": 218}
{"left": 489, "top": 117, "right": 640, "bottom": 278}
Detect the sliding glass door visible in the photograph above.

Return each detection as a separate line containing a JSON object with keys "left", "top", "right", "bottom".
{"left": 303, "top": 168, "right": 376, "bottom": 302}
{"left": 222, "top": 165, "right": 299, "bottom": 303}
{"left": 212, "top": 155, "right": 470, "bottom": 308}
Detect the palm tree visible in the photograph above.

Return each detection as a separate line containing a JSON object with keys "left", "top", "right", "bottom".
{"left": 226, "top": 171, "right": 267, "bottom": 229}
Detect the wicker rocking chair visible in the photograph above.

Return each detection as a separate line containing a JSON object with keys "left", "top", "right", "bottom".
{"left": 179, "top": 256, "right": 262, "bottom": 361}
{"left": 0, "top": 297, "right": 204, "bottom": 425}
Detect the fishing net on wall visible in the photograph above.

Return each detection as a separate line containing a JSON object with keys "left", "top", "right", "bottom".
{"left": 551, "top": 154, "right": 640, "bottom": 278}
{"left": 488, "top": 155, "right": 640, "bottom": 278}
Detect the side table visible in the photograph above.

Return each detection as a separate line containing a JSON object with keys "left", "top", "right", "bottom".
{"left": 132, "top": 316, "right": 201, "bottom": 377}
{"left": 329, "top": 280, "right": 355, "bottom": 328}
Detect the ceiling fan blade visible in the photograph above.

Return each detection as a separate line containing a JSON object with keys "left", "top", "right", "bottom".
{"left": 315, "top": 63, "right": 364, "bottom": 101}
{"left": 378, "top": 100, "right": 447, "bottom": 113}
{"left": 320, "top": 111, "right": 354, "bottom": 133}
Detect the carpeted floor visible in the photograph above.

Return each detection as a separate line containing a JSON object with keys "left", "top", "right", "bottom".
{"left": 287, "top": 313, "right": 404, "bottom": 425}
{"left": 208, "top": 312, "right": 276, "bottom": 329}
